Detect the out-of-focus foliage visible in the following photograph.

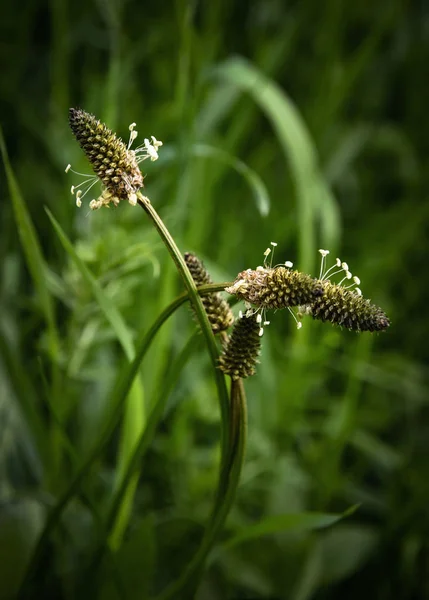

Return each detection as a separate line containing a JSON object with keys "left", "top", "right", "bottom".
{"left": 1, "top": 0, "right": 429, "bottom": 599}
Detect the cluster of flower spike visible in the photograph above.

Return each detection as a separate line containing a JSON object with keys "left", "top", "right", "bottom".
{"left": 225, "top": 244, "right": 390, "bottom": 335}
{"left": 66, "top": 108, "right": 162, "bottom": 210}
{"left": 65, "top": 112, "right": 390, "bottom": 381}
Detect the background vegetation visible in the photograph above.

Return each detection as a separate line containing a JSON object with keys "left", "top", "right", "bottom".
{"left": 1, "top": 0, "right": 428, "bottom": 598}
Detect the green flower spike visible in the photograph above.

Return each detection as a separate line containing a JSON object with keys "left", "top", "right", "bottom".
{"left": 225, "top": 245, "right": 323, "bottom": 309}
{"left": 218, "top": 313, "right": 262, "bottom": 380}
{"left": 308, "top": 282, "right": 390, "bottom": 331}
{"left": 184, "top": 252, "right": 234, "bottom": 334}
{"left": 66, "top": 108, "right": 162, "bottom": 210}
{"left": 301, "top": 249, "right": 390, "bottom": 332}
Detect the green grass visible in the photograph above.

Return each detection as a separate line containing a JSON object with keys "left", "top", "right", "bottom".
{"left": 1, "top": 1, "right": 429, "bottom": 599}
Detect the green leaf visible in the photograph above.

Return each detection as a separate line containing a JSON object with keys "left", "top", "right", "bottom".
{"left": 0, "top": 129, "right": 59, "bottom": 362}
{"left": 223, "top": 507, "right": 357, "bottom": 550}
{"left": 193, "top": 143, "right": 270, "bottom": 216}
{"left": 212, "top": 57, "right": 341, "bottom": 272}
{"left": 45, "top": 207, "right": 146, "bottom": 547}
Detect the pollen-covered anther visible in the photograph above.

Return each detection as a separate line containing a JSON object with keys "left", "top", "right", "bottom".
{"left": 184, "top": 252, "right": 234, "bottom": 334}
{"left": 218, "top": 314, "right": 262, "bottom": 380}
{"left": 225, "top": 267, "right": 324, "bottom": 310}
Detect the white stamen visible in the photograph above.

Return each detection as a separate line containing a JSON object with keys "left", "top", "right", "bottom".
{"left": 128, "top": 193, "right": 138, "bottom": 206}
{"left": 256, "top": 265, "right": 265, "bottom": 271}
{"left": 355, "top": 288, "right": 362, "bottom": 296}
{"left": 246, "top": 309, "right": 253, "bottom": 318}
{"left": 341, "top": 262, "right": 349, "bottom": 271}
{"left": 129, "top": 123, "right": 136, "bottom": 131}
{"left": 319, "top": 249, "right": 330, "bottom": 278}
{"left": 71, "top": 185, "right": 75, "bottom": 194}
{"left": 336, "top": 258, "right": 341, "bottom": 267}
{"left": 151, "top": 135, "right": 163, "bottom": 149}
{"left": 264, "top": 248, "right": 271, "bottom": 257}
{"left": 287, "top": 306, "right": 303, "bottom": 329}
{"left": 353, "top": 276, "right": 361, "bottom": 285}
{"left": 256, "top": 314, "right": 262, "bottom": 324}
{"left": 76, "top": 197, "right": 82, "bottom": 208}
{"left": 271, "top": 242, "right": 278, "bottom": 247}
{"left": 65, "top": 164, "right": 71, "bottom": 173}
{"left": 263, "top": 321, "right": 270, "bottom": 326}
{"left": 144, "top": 138, "right": 159, "bottom": 161}
{"left": 258, "top": 327, "right": 264, "bottom": 337}
{"left": 285, "top": 261, "right": 293, "bottom": 268}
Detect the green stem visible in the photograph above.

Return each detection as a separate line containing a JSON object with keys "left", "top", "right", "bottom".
{"left": 155, "top": 378, "right": 248, "bottom": 600}
{"left": 137, "top": 194, "right": 230, "bottom": 455}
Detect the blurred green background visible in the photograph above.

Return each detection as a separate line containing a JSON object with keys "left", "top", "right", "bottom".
{"left": 1, "top": 0, "right": 429, "bottom": 599}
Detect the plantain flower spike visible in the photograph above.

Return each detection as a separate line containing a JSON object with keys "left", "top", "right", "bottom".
{"left": 184, "top": 253, "right": 234, "bottom": 334}
{"left": 218, "top": 313, "right": 261, "bottom": 380}
{"left": 225, "top": 243, "right": 323, "bottom": 310}
{"left": 299, "top": 249, "right": 390, "bottom": 332}
{"left": 66, "top": 108, "right": 162, "bottom": 210}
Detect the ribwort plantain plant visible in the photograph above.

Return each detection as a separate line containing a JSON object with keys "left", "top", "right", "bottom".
{"left": 18, "top": 109, "right": 390, "bottom": 600}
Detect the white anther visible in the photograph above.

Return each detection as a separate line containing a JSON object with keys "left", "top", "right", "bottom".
{"left": 297, "top": 322, "right": 302, "bottom": 330}
{"left": 264, "top": 248, "right": 271, "bottom": 257}
{"left": 65, "top": 164, "right": 71, "bottom": 173}
{"left": 71, "top": 185, "right": 75, "bottom": 194}
{"left": 285, "top": 261, "right": 293, "bottom": 268}
{"left": 346, "top": 271, "right": 352, "bottom": 279}
{"left": 76, "top": 197, "right": 82, "bottom": 208}
{"left": 256, "top": 314, "right": 262, "bottom": 324}
{"left": 258, "top": 327, "right": 264, "bottom": 337}
{"left": 341, "top": 262, "right": 349, "bottom": 271}
{"left": 353, "top": 276, "right": 361, "bottom": 285}
{"left": 336, "top": 258, "right": 341, "bottom": 267}
{"left": 128, "top": 193, "right": 138, "bottom": 206}
{"left": 144, "top": 138, "right": 159, "bottom": 161}
{"left": 151, "top": 135, "right": 163, "bottom": 149}
{"left": 239, "top": 310, "right": 243, "bottom": 318}
{"left": 129, "top": 122, "right": 137, "bottom": 131}
{"left": 246, "top": 309, "right": 253, "bottom": 317}
{"left": 355, "top": 288, "right": 362, "bottom": 296}
{"left": 263, "top": 320, "right": 270, "bottom": 326}
{"left": 271, "top": 241, "right": 278, "bottom": 247}
{"left": 319, "top": 249, "right": 330, "bottom": 257}
{"left": 256, "top": 265, "right": 265, "bottom": 271}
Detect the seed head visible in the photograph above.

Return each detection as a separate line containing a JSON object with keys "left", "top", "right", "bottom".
{"left": 225, "top": 267, "right": 324, "bottom": 310}
{"left": 218, "top": 314, "right": 261, "bottom": 380}
{"left": 68, "top": 108, "right": 144, "bottom": 205}
{"left": 307, "top": 281, "right": 390, "bottom": 332}
{"left": 184, "top": 253, "right": 234, "bottom": 333}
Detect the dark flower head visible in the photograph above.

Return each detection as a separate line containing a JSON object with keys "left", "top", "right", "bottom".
{"left": 184, "top": 252, "right": 234, "bottom": 334}
{"left": 66, "top": 108, "right": 162, "bottom": 210}
{"left": 218, "top": 314, "right": 261, "bottom": 380}
{"left": 305, "top": 281, "right": 390, "bottom": 332}
{"left": 225, "top": 266, "right": 323, "bottom": 310}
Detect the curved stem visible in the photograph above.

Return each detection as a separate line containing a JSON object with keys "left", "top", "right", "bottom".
{"left": 155, "top": 377, "right": 248, "bottom": 600}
